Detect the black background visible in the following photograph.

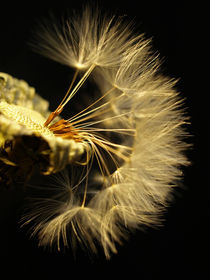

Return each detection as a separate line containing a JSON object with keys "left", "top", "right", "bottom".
{"left": 0, "top": 1, "right": 206, "bottom": 279}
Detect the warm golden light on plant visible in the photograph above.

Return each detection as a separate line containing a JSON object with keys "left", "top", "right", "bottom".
{"left": 0, "top": 6, "right": 189, "bottom": 258}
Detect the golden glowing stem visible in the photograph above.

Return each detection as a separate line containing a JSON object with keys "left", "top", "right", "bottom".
{"left": 71, "top": 107, "right": 112, "bottom": 126}
{"left": 75, "top": 111, "right": 130, "bottom": 128}
{"left": 44, "top": 69, "right": 79, "bottom": 127}
{"left": 68, "top": 87, "right": 116, "bottom": 123}
{"left": 62, "top": 64, "right": 96, "bottom": 108}
{"left": 44, "top": 65, "right": 95, "bottom": 127}
{"left": 56, "top": 69, "right": 79, "bottom": 110}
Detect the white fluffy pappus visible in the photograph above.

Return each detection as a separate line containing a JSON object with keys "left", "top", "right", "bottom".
{"left": 22, "top": 6, "right": 189, "bottom": 258}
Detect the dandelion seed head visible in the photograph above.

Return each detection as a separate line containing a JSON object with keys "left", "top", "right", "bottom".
{"left": 1, "top": 6, "right": 190, "bottom": 259}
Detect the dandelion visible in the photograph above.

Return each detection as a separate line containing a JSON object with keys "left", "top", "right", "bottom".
{"left": 0, "top": 6, "right": 189, "bottom": 258}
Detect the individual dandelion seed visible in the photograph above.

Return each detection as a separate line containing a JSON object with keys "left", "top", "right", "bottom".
{"left": 2, "top": 6, "right": 189, "bottom": 258}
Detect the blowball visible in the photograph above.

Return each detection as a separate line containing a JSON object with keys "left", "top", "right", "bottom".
{"left": 1, "top": 6, "right": 189, "bottom": 258}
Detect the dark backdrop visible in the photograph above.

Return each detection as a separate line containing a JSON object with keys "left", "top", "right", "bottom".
{"left": 0, "top": 1, "right": 205, "bottom": 279}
